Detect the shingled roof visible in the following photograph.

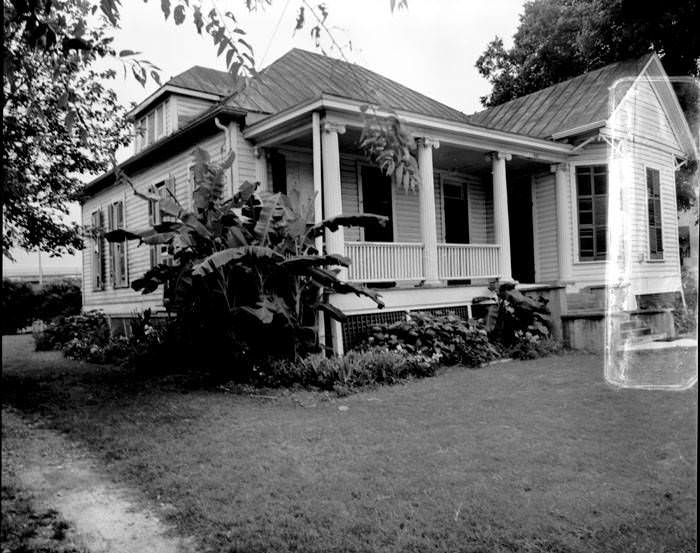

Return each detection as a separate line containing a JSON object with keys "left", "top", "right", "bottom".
{"left": 224, "top": 48, "right": 469, "bottom": 122}
{"left": 466, "top": 53, "right": 655, "bottom": 139}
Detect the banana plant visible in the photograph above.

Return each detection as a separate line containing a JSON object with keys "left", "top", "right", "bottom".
{"left": 106, "top": 147, "right": 387, "bottom": 359}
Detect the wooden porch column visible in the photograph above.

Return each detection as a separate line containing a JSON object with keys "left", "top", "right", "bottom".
{"left": 322, "top": 120, "right": 346, "bottom": 355}
{"left": 551, "top": 163, "right": 573, "bottom": 283}
{"left": 417, "top": 137, "right": 441, "bottom": 286}
{"left": 321, "top": 121, "right": 346, "bottom": 260}
{"left": 491, "top": 151, "right": 513, "bottom": 282}
{"left": 312, "top": 112, "right": 325, "bottom": 350}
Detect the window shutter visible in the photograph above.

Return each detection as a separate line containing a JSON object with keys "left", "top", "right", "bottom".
{"left": 116, "top": 201, "right": 127, "bottom": 286}
{"left": 91, "top": 211, "right": 101, "bottom": 290}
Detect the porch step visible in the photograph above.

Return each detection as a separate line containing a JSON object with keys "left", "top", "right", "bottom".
{"left": 618, "top": 332, "right": 669, "bottom": 349}
{"left": 620, "top": 326, "right": 652, "bottom": 339}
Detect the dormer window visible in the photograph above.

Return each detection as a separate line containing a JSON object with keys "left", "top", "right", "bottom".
{"left": 135, "top": 98, "right": 172, "bottom": 152}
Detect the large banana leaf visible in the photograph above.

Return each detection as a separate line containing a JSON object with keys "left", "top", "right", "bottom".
{"left": 254, "top": 192, "right": 283, "bottom": 243}
{"left": 192, "top": 246, "right": 284, "bottom": 277}
{"left": 104, "top": 228, "right": 176, "bottom": 245}
{"left": 279, "top": 254, "right": 351, "bottom": 272}
{"left": 306, "top": 267, "right": 384, "bottom": 308}
{"left": 307, "top": 213, "right": 388, "bottom": 238}
{"left": 240, "top": 295, "right": 291, "bottom": 324}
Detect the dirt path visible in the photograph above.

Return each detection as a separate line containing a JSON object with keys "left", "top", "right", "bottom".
{"left": 2, "top": 408, "right": 196, "bottom": 553}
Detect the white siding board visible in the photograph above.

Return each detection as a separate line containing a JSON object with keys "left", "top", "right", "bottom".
{"left": 177, "top": 96, "right": 214, "bottom": 127}
{"left": 532, "top": 172, "right": 558, "bottom": 282}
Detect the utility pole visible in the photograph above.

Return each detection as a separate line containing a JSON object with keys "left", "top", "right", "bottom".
{"left": 37, "top": 250, "right": 44, "bottom": 286}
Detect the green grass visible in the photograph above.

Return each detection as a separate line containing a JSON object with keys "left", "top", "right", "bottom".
{"left": 2, "top": 335, "right": 697, "bottom": 553}
{"left": 1, "top": 483, "right": 86, "bottom": 553}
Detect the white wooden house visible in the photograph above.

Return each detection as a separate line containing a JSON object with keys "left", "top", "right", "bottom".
{"left": 81, "top": 49, "right": 697, "bottom": 352}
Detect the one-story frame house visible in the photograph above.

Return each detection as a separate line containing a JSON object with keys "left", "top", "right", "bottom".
{"left": 81, "top": 48, "right": 698, "bottom": 353}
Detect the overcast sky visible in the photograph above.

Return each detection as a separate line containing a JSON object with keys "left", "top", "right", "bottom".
{"left": 7, "top": 0, "right": 525, "bottom": 273}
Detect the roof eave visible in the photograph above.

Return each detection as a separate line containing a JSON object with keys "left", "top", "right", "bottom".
{"left": 83, "top": 104, "right": 246, "bottom": 198}
{"left": 126, "top": 85, "right": 223, "bottom": 119}
{"left": 243, "top": 93, "right": 574, "bottom": 158}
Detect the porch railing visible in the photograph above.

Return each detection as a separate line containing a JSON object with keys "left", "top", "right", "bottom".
{"left": 345, "top": 241, "right": 424, "bottom": 282}
{"left": 437, "top": 243, "right": 501, "bottom": 280}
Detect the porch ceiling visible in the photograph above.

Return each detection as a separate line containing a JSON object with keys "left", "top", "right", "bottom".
{"left": 279, "top": 129, "right": 551, "bottom": 177}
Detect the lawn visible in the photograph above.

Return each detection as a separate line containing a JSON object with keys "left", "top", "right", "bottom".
{"left": 2, "top": 334, "right": 697, "bottom": 553}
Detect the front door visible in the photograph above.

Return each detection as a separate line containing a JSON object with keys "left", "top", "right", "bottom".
{"left": 361, "top": 165, "right": 393, "bottom": 242}
{"left": 443, "top": 178, "right": 469, "bottom": 243}
{"left": 507, "top": 177, "right": 535, "bottom": 283}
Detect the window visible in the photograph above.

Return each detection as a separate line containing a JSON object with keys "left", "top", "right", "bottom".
{"left": 146, "top": 112, "right": 155, "bottom": 146}
{"left": 135, "top": 100, "right": 171, "bottom": 152}
{"left": 646, "top": 167, "right": 663, "bottom": 260}
{"left": 91, "top": 210, "right": 106, "bottom": 290}
{"left": 108, "top": 201, "right": 128, "bottom": 288}
{"left": 576, "top": 165, "right": 608, "bottom": 261}
{"left": 361, "top": 165, "right": 393, "bottom": 242}
{"left": 443, "top": 179, "right": 469, "bottom": 244}
{"left": 148, "top": 178, "right": 176, "bottom": 268}
{"left": 269, "top": 151, "right": 287, "bottom": 194}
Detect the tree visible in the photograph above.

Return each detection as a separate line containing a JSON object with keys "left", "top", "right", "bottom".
{"left": 476, "top": 0, "right": 699, "bottom": 212}
{"left": 105, "top": 147, "right": 386, "bottom": 362}
{"left": 476, "top": 0, "right": 700, "bottom": 107}
{"left": 3, "top": 0, "right": 415, "bottom": 258}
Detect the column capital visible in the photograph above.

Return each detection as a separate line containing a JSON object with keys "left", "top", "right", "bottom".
{"left": 416, "top": 136, "right": 440, "bottom": 149}
{"left": 550, "top": 162, "right": 570, "bottom": 173}
{"left": 487, "top": 151, "right": 512, "bottom": 162}
{"left": 322, "top": 121, "right": 346, "bottom": 135}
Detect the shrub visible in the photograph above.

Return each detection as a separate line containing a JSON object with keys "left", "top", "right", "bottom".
{"left": 2, "top": 278, "right": 82, "bottom": 335}
{"left": 674, "top": 266, "right": 698, "bottom": 335}
{"left": 2, "top": 279, "right": 37, "bottom": 334}
{"left": 245, "top": 347, "right": 438, "bottom": 393}
{"left": 34, "top": 310, "right": 110, "bottom": 353}
{"left": 104, "top": 148, "right": 387, "bottom": 369}
{"left": 507, "top": 331, "right": 562, "bottom": 360}
{"left": 361, "top": 311, "right": 499, "bottom": 368}
{"left": 476, "top": 282, "right": 560, "bottom": 359}
{"left": 34, "top": 280, "right": 81, "bottom": 322}
{"left": 33, "top": 308, "right": 173, "bottom": 367}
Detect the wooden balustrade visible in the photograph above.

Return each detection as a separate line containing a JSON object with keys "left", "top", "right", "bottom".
{"left": 437, "top": 243, "right": 501, "bottom": 280}
{"left": 343, "top": 242, "right": 502, "bottom": 283}
{"left": 344, "top": 242, "right": 424, "bottom": 282}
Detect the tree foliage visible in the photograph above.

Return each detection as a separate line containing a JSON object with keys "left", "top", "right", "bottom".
{"left": 3, "top": 0, "right": 419, "bottom": 257}
{"left": 476, "top": 0, "right": 700, "bottom": 108}
{"left": 106, "top": 147, "right": 387, "bottom": 361}
{"left": 3, "top": 0, "right": 134, "bottom": 257}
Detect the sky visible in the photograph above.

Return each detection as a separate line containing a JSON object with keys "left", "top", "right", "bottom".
{"left": 5, "top": 0, "right": 526, "bottom": 275}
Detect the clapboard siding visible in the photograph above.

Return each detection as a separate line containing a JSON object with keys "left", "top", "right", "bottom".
{"left": 565, "top": 66, "right": 683, "bottom": 294}
{"left": 82, "top": 132, "right": 228, "bottom": 316}
{"left": 177, "top": 96, "right": 214, "bottom": 128}
{"left": 532, "top": 172, "right": 558, "bottom": 282}
{"left": 340, "top": 157, "right": 361, "bottom": 241}
{"left": 611, "top": 78, "right": 682, "bottom": 155}
{"left": 237, "top": 131, "right": 258, "bottom": 188}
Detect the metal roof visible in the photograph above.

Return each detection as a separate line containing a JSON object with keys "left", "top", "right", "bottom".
{"left": 228, "top": 48, "right": 471, "bottom": 122}
{"left": 168, "top": 65, "right": 239, "bottom": 97}
{"left": 467, "top": 53, "right": 655, "bottom": 139}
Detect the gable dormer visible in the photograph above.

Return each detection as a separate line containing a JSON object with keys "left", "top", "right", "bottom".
{"left": 129, "top": 65, "right": 238, "bottom": 154}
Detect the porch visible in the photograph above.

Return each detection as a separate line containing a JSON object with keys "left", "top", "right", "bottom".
{"left": 242, "top": 100, "right": 575, "bottom": 352}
